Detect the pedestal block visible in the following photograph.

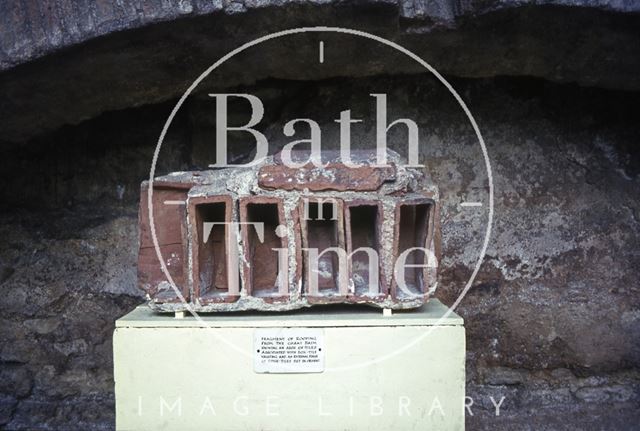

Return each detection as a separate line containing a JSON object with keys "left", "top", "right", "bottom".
{"left": 114, "top": 299, "right": 465, "bottom": 430}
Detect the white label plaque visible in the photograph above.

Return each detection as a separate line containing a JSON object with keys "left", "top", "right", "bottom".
{"left": 253, "top": 328, "right": 324, "bottom": 373}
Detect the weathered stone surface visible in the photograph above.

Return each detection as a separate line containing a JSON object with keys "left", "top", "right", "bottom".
{"left": 0, "top": 1, "right": 640, "bottom": 143}
{"left": 468, "top": 369, "right": 640, "bottom": 429}
{"left": 0, "top": 74, "right": 638, "bottom": 429}
{"left": 1, "top": 0, "right": 638, "bottom": 72}
{"left": 0, "top": 207, "right": 142, "bottom": 429}
{"left": 0, "top": 366, "right": 32, "bottom": 399}
{"left": 482, "top": 366, "right": 527, "bottom": 386}
{"left": 0, "top": 395, "right": 18, "bottom": 427}
{"left": 23, "top": 317, "right": 61, "bottom": 335}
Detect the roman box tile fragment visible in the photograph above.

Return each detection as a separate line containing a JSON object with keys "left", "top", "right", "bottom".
{"left": 137, "top": 151, "right": 439, "bottom": 312}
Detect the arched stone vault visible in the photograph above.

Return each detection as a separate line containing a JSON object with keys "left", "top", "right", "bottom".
{"left": 0, "top": 1, "right": 639, "bottom": 143}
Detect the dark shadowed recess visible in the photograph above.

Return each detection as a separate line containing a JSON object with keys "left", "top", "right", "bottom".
{"left": 1, "top": 75, "right": 638, "bottom": 213}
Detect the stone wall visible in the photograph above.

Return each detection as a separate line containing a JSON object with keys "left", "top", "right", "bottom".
{"left": 0, "top": 73, "right": 638, "bottom": 429}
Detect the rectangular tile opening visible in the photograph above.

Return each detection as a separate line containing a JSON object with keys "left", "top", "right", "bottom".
{"left": 304, "top": 200, "right": 342, "bottom": 295}
{"left": 244, "top": 202, "right": 285, "bottom": 297}
{"left": 194, "top": 201, "right": 229, "bottom": 299}
{"left": 138, "top": 184, "right": 190, "bottom": 303}
{"left": 396, "top": 203, "right": 431, "bottom": 297}
{"left": 347, "top": 204, "right": 381, "bottom": 297}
